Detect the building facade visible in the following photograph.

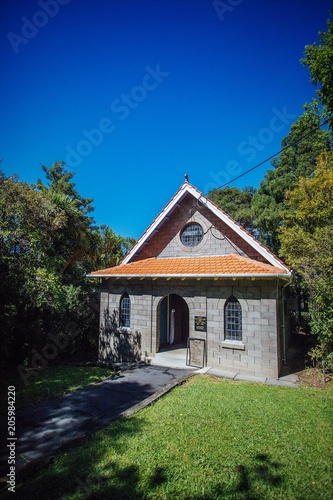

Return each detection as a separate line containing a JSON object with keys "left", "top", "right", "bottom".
{"left": 89, "top": 180, "right": 291, "bottom": 378}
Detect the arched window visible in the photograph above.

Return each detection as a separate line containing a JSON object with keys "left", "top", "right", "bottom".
{"left": 120, "top": 293, "right": 130, "bottom": 327}
{"left": 224, "top": 296, "right": 242, "bottom": 341}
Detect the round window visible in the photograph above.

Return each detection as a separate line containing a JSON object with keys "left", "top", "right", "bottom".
{"left": 180, "top": 223, "right": 204, "bottom": 247}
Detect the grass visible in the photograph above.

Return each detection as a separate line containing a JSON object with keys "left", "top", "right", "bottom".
{"left": 0, "top": 365, "right": 115, "bottom": 413}
{"left": 7, "top": 374, "right": 333, "bottom": 500}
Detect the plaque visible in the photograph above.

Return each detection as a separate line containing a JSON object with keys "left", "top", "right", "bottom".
{"left": 195, "top": 316, "right": 207, "bottom": 332}
{"left": 186, "top": 337, "right": 205, "bottom": 368}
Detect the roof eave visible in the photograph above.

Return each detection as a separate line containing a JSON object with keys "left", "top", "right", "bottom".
{"left": 121, "top": 182, "right": 189, "bottom": 264}
{"left": 87, "top": 272, "right": 292, "bottom": 280}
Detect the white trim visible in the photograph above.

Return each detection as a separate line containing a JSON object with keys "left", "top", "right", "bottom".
{"left": 121, "top": 182, "right": 290, "bottom": 272}
{"left": 117, "top": 327, "right": 132, "bottom": 334}
{"left": 221, "top": 341, "right": 246, "bottom": 350}
{"left": 197, "top": 192, "right": 289, "bottom": 272}
{"left": 88, "top": 273, "right": 291, "bottom": 279}
{"left": 122, "top": 183, "right": 189, "bottom": 264}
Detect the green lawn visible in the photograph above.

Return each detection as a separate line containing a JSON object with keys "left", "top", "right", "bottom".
{"left": 0, "top": 365, "right": 115, "bottom": 413}
{"left": 9, "top": 375, "right": 333, "bottom": 500}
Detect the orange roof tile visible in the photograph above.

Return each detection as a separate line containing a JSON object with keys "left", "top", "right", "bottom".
{"left": 89, "top": 254, "right": 289, "bottom": 278}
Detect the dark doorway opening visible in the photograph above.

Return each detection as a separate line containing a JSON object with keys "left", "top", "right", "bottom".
{"left": 159, "top": 294, "right": 189, "bottom": 351}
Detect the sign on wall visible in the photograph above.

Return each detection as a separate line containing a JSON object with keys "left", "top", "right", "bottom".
{"left": 186, "top": 337, "right": 205, "bottom": 368}
{"left": 194, "top": 316, "right": 207, "bottom": 332}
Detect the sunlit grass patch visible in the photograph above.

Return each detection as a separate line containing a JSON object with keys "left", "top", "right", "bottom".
{"left": 8, "top": 374, "right": 333, "bottom": 499}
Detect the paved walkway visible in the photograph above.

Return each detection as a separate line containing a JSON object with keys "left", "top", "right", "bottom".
{"left": 0, "top": 364, "right": 194, "bottom": 479}
{"left": 206, "top": 367, "right": 299, "bottom": 387}
{"left": 0, "top": 361, "right": 299, "bottom": 482}
{"left": 148, "top": 348, "right": 300, "bottom": 387}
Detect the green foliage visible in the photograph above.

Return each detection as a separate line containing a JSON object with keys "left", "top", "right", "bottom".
{"left": 208, "top": 108, "right": 331, "bottom": 254}
{"left": 25, "top": 268, "right": 81, "bottom": 313}
{"left": 280, "top": 152, "right": 333, "bottom": 365}
{"left": 37, "top": 161, "right": 94, "bottom": 215}
{"left": 11, "top": 376, "right": 333, "bottom": 499}
{"left": 208, "top": 186, "right": 257, "bottom": 234}
{"left": 251, "top": 107, "right": 331, "bottom": 252}
{"left": 252, "top": 18, "right": 333, "bottom": 362}
{"left": 207, "top": 18, "right": 333, "bottom": 364}
{"left": 96, "top": 224, "right": 136, "bottom": 269}
{"left": 0, "top": 163, "right": 134, "bottom": 368}
{"left": 301, "top": 15, "right": 333, "bottom": 130}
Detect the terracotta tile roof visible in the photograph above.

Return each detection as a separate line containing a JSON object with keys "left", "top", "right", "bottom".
{"left": 89, "top": 254, "right": 289, "bottom": 278}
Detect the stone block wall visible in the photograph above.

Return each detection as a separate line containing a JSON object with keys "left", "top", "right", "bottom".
{"left": 205, "top": 281, "right": 280, "bottom": 378}
{"left": 98, "top": 277, "right": 284, "bottom": 378}
{"left": 99, "top": 282, "right": 152, "bottom": 363}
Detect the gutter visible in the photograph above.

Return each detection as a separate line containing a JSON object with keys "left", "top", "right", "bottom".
{"left": 87, "top": 273, "right": 292, "bottom": 280}
{"left": 281, "top": 280, "right": 291, "bottom": 365}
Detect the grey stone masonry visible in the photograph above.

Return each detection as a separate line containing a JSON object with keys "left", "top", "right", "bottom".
{"left": 99, "top": 277, "right": 286, "bottom": 378}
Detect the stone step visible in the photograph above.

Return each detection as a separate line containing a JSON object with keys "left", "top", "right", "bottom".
{"left": 147, "top": 348, "right": 189, "bottom": 369}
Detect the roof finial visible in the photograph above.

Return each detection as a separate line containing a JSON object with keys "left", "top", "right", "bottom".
{"left": 184, "top": 174, "right": 189, "bottom": 182}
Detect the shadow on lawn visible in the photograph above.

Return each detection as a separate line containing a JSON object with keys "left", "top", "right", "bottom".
{"left": 234, "top": 453, "right": 283, "bottom": 493}
{"left": 73, "top": 463, "right": 169, "bottom": 499}
{"left": 186, "top": 453, "right": 284, "bottom": 500}
{"left": 12, "top": 443, "right": 284, "bottom": 500}
{"left": 10, "top": 414, "right": 152, "bottom": 500}
{"left": 71, "top": 453, "right": 283, "bottom": 500}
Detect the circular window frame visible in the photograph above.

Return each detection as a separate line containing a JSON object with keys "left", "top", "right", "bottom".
{"left": 176, "top": 218, "right": 209, "bottom": 253}
{"left": 180, "top": 222, "right": 204, "bottom": 248}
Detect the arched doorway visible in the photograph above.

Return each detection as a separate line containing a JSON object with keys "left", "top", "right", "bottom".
{"left": 158, "top": 294, "right": 189, "bottom": 351}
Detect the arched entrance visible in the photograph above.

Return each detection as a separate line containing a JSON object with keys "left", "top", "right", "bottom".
{"left": 158, "top": 294, "right": 189, "bottom": 351}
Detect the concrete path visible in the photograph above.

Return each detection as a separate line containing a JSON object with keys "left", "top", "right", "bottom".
{"left": 206, "top": 367, "right": 299, "bottom": 387}
{"left": 0, "top": 364, "right": 194, "bottom": 480}
{"left": 146, "top": 348, "right": 300, "bottom": 388}
{"left": 0, "top": 360, "right": 299, "bottom": 483}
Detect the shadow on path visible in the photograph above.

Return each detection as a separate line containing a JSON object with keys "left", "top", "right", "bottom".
{"left": 0, "top": 364, "right": 193, "bottom": 479}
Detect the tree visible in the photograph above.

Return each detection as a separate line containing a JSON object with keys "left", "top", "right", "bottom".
{"left": 36, "top": 162, "right": 98, "bottom": 275}
{"left": 301, "top": 15, "right": 333, "bottom": 130}
{"left": 37, "top": 161, "right": 94, "bottom": 215}
{"left": 96, "top": 225, "right": 136, "bottom": 269}
{"left": 279, "top": 152, "right": 333, "bottom": 366}
{"left": 0, "top": 172, "right": 69, "bottom": 365}
{"left": 251, "top": 107, "right": 331, "bottom": 253}
{"left": 251, "top": 15, "right": 333, "bottom": 253}
{"left": 208, "top": 186, "right": 256, "bottom": 234}
{"left": 0, "top": 163, "right": 134, "bottom": 368}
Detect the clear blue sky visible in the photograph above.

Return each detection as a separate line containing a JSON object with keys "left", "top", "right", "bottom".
{"left": 1, "top": 0, "right": 332, "bottom": 238}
